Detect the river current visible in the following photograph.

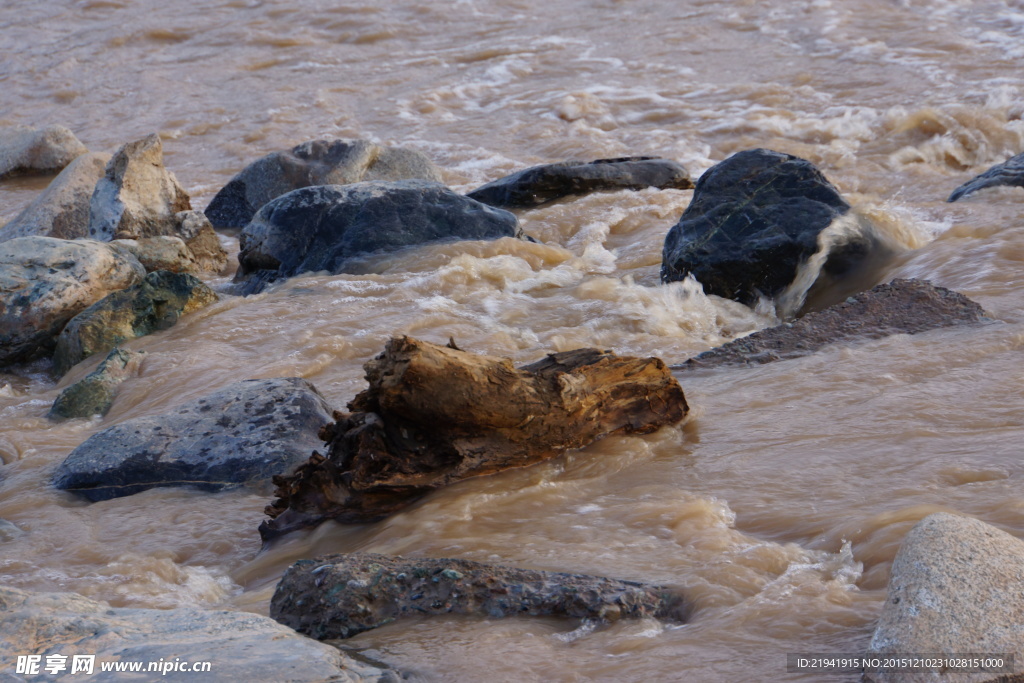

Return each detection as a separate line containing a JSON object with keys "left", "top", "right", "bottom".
{"left": 2, "top": 1, "right": 1024, "bottom": 680}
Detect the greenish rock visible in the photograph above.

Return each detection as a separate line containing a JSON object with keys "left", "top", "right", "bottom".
{"left": 205, "top": 138, "right": 443, "bottom": 229}
{"left": 0, "top": 585, "right": 401, "bottom": 682}
{"left": 0, "top": 237, "right": 145, "bottom": 367}
{"left": 49, "top": 348, "right": 145, "bottom": 419}
{"left": 271, "top": 552, "right": 689, "bottom": 640}
{"left": 52, "top": 270, "right": 217, "bottom": 375}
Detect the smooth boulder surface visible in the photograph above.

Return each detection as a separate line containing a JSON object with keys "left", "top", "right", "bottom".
{"left": 466, "top": 156, "right": 694, "bottom": 209}
{"left": 49, "top": 348, "right": 146, "bottom": 420}
{"left": 235, "top": 180, "right": 520, "bottom": 294}
{"left": 0, "top": 125, "right": 88, "bottom": 180}
{"left": 661, "top": 148, "right": 883, "bottom": 313}
{"left": 0, "top": 237, "right": 145, "bottom": 367}
{"left": 111, "top": 236, "right": 200, "bottom": 274}
{"left": 52, "top": 378, "right": 333, "bottom": 501}
{"left": 205, "top": 138, "right": 443, "bottom": 228}
{"left": 173, "top": 210, "right": 228, "bottom": 273}
{"left": 53, "top": 270, "right": 217, "bottom": 375}
{"left": 87, "top": 134, "right": 191, "bottom": 240}
{"left": 271, "top": 552, "right": 688, "bottom": 640}
{"left": 0, "top": 585, "right": 400, "bottom": 683}
{"left": 0, "top": 152, "right": 110, "bottom": 242}
{"left": 680, "top": 279, "right": 987, "bottom": 369}
{"left": 864, "top": 513, "right": 1024, "bottom": 683}
{"left": 948, "top": 151, "right": 1024, "bottom": 202}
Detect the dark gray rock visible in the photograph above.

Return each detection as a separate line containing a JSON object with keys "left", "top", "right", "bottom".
{"left": 0, "top": 153, "right": 110, "bottom": 243}
{"left": 52, "top": 270, "right": 217, "bottom": 375}
{"left": 271, "top": 552, "right": 689, "bottom": 640}
{"left": 87, "top": 134, "right": 192, "bottom": 241}
{"left": 0, "top": 585, "right": 401, "bottom": 682}
{"left": 948, "top": 151, "right": 1024, "bottom": 202}
{"left": 49, "top": 348, "right": 146, "bottom": 420}
{"left": 466, "top": 156, "right": 694, "bottom": 209}
{"left": 864, "top": 513, "right": 1024, "bottom": 683}
{"left": 680, "top": 279, "right": 987, "bottom": 369}
{"left": 52, "top": 378, "right": 333, "bottom": 501}
{"left": 0, "top": 125, "right": 88, "bottom": 180}
{"left": 205, "top": 138, "right": 443, "bottom": 228}
{"left": 0, "top": 237, "right": 145, "bottom": 367}
{"left": 661, "top": 148, "right": 888, "bottom": 315}
{"left": 235, "top": 180, "right": 520, "bottom": 294}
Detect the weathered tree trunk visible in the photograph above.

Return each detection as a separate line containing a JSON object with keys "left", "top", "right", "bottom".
{"left": 260, "top": 336, "right": 687, "bottom": 540}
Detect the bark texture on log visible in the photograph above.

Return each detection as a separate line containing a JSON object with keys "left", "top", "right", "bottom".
{"left": 261, "top": 337, "right": 687, "bottom": 540}
{"left": 270, "top": 552, "right": 689, "bottom": 640}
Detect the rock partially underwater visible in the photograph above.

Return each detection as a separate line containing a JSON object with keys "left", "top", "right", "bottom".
{"left": 680, "top": 279, "right": 987, "bottom": 369}
{"left": 0, "top": 237, "right": 145, "bottom": 367}
{"left": 235, "top": 180, "right": 520, "bottom": 294}
{"left": 205, "top": 138, "right": 443, "bottom": 228}
{"left": 466, "top": 156, "right": 693, "bottom": 208}
{"left": 271, "top": 552, "right": 689, "bottom": 640}
{"left": 49, "top": 348, "right": 146, "bottom": 420}
{"left": 864, "top": 513, "right": 1024, "bottom": 683}
{"left": 0, "top": 585, "right": 400, "bottom": 682}
{"left": 52, "top": 378, "right": 332, "bottom": 501}
{"left": 662, "top": 148, "right": 893, "bottom": 317}
{"left": 948, "top": 151, "right": 1024, "bottom": 202}
{"left": 0, "top": 124, "right": 88, "bottom": 180}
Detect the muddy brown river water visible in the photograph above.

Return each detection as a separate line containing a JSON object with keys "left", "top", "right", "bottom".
{"left": 3, "top": 1, "right": 1024, "bottom": 680}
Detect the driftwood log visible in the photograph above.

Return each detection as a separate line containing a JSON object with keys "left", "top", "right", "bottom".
{"left": 260, "top": 336, "right": 687, "bottom": 540}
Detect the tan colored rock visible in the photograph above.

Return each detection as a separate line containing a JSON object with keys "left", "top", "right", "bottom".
{"left": 87, "top": 134, "right": 191, "bottom": 240}
{"left": 0, "top": 152, "right": 110, "bottom": 242}
{"left": 0, "top": 585, "right": 400, "bottom": 682}
{"left": 864, "top": 513, "right": 1024, "bottom": 683}
{"left": 0, "top": 124, "right": 88, "bottom": 180}
{"left": 111, "top": 236, "right": 199, "bottom": 274}
{"left": 0, "top": 237, "right": 145, "bottom": 367}
{"left": 174, "top": 210, "right": 227, "bottom": 273}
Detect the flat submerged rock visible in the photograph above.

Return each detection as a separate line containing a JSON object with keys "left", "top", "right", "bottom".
{"left": 679, "top": 279, "right": 987, "bottom": 369}
{"left": 52, "top": 378, "right": 333, "bottom": 501}
{"left": 270, "top": 552, "right": 689, "bottom": 640}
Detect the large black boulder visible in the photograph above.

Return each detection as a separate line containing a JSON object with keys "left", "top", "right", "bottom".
{"left": 52, "top": 378, "right": 332, "bottom": 501}
{"left": 235, "top": 180, "right": 521, "bottom": 294}
{"left": 661, "top": 149, "right": 882, "bottom": 313}
{"left": 466, "top": 156, "right": 693, "bottom": 209}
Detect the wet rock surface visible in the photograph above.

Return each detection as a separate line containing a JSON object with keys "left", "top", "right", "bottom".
{"left": 87, "top": 134, "right": 192, "bottom": 241}
{"left": 661, "top": 148, "right": 883, "bottom": 314}
{"left": 679, "top": 279, "right": 987, "bottom": 369}
{"left": 0, "top": 585, "right": 400, "bottom": 683}
{"left": 0, "top": 152, "right": 110, "bottom": 242}
{"left": 466, "top": 156, "right": 694, "bottom": 209}
{"left": 235, "top": 180, "right": 520, "bottom": 294}
{"left": 205, "top": 138, "right": 443, "bottom": 228}
{"left": 864, "top": 513, "right": 1024, "bottom": 683}
{"left": 0, "top": 237, "right": 145, "bottom": 367}
{"left": 948, "top": 151, "right": 1024, "bottom": 202}
{"left": 52, "top": 270, "right": 217, "bottom": 375}
{"left": 49, "top": 348, "right": 146, "bottom": 420}
{"left": 262, "top": 337, "right": 687, "bottom": 540}
{"left": 271, "top": 552, "right": 688, "bottom": 640}
{"left": 0, "top": 125, "right": 88, "bottom": 180}
{"left": 52, "top": 377, "right": 333, "bottom": 501}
